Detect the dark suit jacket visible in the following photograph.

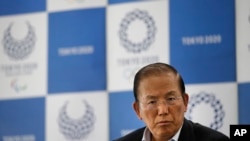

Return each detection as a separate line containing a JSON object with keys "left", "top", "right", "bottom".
{"left": 114, "top": 119, "right": 230, "bottom": 141}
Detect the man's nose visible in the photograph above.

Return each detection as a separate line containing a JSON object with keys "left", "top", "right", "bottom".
{"left": 157, "top": 100, "right": 169, "bottom": 115}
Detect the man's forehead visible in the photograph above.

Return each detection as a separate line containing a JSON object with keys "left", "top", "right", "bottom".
{"left": 140, "top": 91, "right": 178, "bottom": 99}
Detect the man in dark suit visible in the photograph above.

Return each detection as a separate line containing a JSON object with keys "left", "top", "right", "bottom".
{"left": 114, "top": 63, "right": 229, "bottom": 141}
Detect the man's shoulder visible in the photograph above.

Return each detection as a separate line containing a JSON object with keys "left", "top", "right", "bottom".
{"left": 113, "top": 127, "right": 146, "bottom": 141}
{"left": 185, "top": 119, "right": 230, "bottom": 141}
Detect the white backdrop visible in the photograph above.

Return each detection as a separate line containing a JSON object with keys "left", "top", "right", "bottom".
{"left": 0, "top": 0, "right": 248, "bottom": 141}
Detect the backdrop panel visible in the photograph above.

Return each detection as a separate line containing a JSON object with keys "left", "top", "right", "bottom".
{"left": 0, "top": 13, "right": 47, "bottom": 99}
{"left": 236, "top": 0, "right": 250, "bottom": 124}
{"left": 48, "top": 8, "right": 106, "bottom": 93}
{"left": 236, "top": 0, "right": 250, "bottom": 83}
{"left": 46, "top": 91, "right": 108, "bottom": 141}
{"left": 170, "top": 0, "right": 236, "bottom": 84}
{"left": 0, "top": 98, "right": 45, "bottom": 141}
{"left": 0, "top": 0, "right": 247, "bottom": 141}
{"left": 0, "top": 0, "right": 45, "bottom": 16}
{"left": 109, "top": 91, "right": 144, "bottom": 140}
{"left": 107, "top": 0, "right": 169, "bottom": 92}
{"left": 185, "top": 82, "right": 238, "bottom": 136}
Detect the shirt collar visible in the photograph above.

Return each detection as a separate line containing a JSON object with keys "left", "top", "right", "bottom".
{"left": 141, "top": 122, "right": 183, "bottom": 141}
{"left": 142, "top": 127, "right": 151, "bottom": 141}
{"left": 171, "top": 123, "right": 182, "bottom": 141}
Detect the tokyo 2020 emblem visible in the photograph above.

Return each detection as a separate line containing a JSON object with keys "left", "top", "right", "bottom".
{"left": 119, "top": 9, "right": 157, "bottom": 53}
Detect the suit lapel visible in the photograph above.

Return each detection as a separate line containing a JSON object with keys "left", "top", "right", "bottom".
{"left": 178, "top": 119, "right": 196, "bottom": 141}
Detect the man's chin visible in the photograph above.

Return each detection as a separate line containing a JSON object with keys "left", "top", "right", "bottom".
{"left": 154, "top": 127, "right": 175, "bottom": 137}
{"left": 152, "top": 130, "right": 175, "bottom": 141}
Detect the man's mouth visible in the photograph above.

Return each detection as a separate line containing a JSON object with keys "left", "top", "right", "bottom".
{"left": 156, "top": 121, "right": 172, "bottom": 126}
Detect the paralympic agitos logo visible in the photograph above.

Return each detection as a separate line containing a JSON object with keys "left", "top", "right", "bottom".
{"left": 2, "top": 21, "right": 36, "bottom": 60}
{"left": 58, "top": 100, "right": 96, "bottom": 140}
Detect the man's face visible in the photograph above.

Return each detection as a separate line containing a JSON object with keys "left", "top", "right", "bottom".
{"left": 133, "top": 73, "right": 189, "bottom": 140}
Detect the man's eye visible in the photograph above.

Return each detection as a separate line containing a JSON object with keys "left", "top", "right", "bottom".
{"left": 148, "top": 101, "right": 156, "bottom": 104}
{"left": 168, "top": 97, "right": 176, "bottom": 101}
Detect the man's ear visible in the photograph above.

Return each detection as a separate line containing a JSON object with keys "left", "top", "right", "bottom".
{"left": 133, "top": 101, "right": 142, "bottom": 120}
{"left": 183, "top": 93, "right": 189, "bottom": 112}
